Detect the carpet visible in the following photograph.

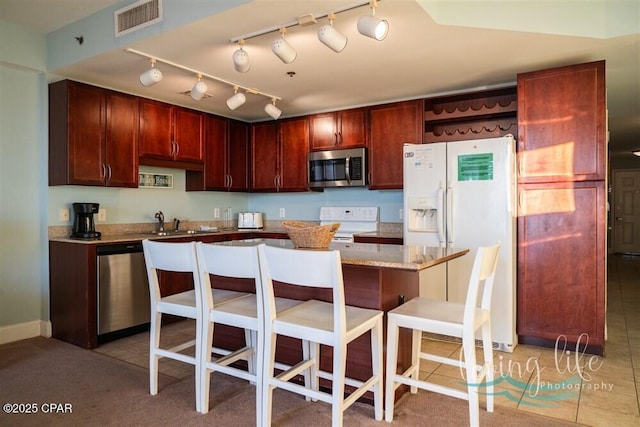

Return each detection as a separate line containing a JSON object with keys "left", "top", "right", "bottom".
{"left": 0, "top": 337, "right": 583, "bottom": 426}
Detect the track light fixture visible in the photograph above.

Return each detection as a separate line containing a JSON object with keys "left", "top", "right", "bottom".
{"left": 357, "top": 0, "right": 388, "bottom": 41}
{"left": 317, "top": 13, "right": 347, "bottom": 53}
{"left": 272, "top": 28, "right": 297, "bottom": 64}
{"left": 126, "top": 48, "right": 282, "bottom": 119}
{"left": 139, "top": 58, "right": 163, "bottom": 87}
{"left": 226, "top": 86, "right": 247, "bottom": 110}
{"left": 265, "top": 98, "right": 282, "bottom": 120}
{"left": 232, "top": 39, "right": 250, "bottom": 73}
{"left": 190, "top": 74, "right": 208, "bottom": 101}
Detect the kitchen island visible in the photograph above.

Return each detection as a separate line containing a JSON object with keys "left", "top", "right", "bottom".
{"left": 49, "top": 233, "right": 467, "bottom": 402}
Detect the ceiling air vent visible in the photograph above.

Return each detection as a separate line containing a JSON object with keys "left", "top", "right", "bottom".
{"left": 115, "top": 0, "right": 163, "bottom": 37}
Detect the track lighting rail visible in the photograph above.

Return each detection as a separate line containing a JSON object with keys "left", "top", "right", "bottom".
{"left": 229, "top": 0, "right": 378, "bottom": 43}
{"left": 124, "top": 47, "right": 281, "bottom": 101}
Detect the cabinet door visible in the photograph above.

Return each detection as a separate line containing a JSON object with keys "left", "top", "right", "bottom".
{"left": 337, "top": 108, "right": 367, "bottom": 148}
{"left": 279, "top": 117, "right": 309, "bottom": 192}
{"left": 309, "top": 113, "right": 337, "bottom": 150}
{"left": 517, "top": 181, "right": 606, "bottom": 348}
{"left": 139, "top": 98, "right": 173, "bottom": 160}
{"left": 251, "top": 122, "right": 279, "bottom": 191}
{"left": 105, "top": 91, "right": 138, "bottom": 188}
{"left": 173, "top": 107, "right": 203, "bottom": 163}
{"left": 202, "top": 114, "right": 228, "bottom": 190}
{"left": 228, "top": 120, "right": 249, "bottom": 192}
{"left": 517, "top": 61, "right": 606, "bottom": 183}
{"left": 368, "top": 100, "right": 423, "bottom": 190}
{"left": 65, "top": 81, "right": 106, "bottom": 186}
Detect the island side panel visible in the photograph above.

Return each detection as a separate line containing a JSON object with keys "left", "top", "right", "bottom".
{"left": 49, "top": 241, "right": 98, "bottom": 349}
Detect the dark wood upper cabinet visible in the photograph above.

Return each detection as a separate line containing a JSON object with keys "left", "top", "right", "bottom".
{"left": 251, "top": 118, "right": 309, "bottom": 192}
{"left": 279, "top": 117, "right": 309, "bottom": 192}
{"left": 186, "top": 116, "right": 248, "bottom": 192}
{"left": 49, "top": 80, "right": 138, "bottom": 187}
{"left": 227, "top": 120, "right": 250, "bottom": 191}
{"left": 105, "top": 91, "right": 140, "bottom": 187}
{"left": 368, "top": 100, "right": 423, "bottom": 190}
{"left": 309, "top": 107, "right": 367, "bottom": 151}
{"left": 251, "top": 121, "right": 279, "bottom": 191}
{"left": 139, "top": 98, "right": 203, "bottom": 171}
{"left": 517, "top": 60, "right": 606, "bottom": 183}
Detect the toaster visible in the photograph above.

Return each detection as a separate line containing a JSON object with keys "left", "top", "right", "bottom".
{"left": 238, "top": 212, "right": 264, "bottom": 229}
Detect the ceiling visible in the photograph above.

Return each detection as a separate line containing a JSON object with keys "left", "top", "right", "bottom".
{"left": 1, "top": 0, "right": 639, "bottom": 162}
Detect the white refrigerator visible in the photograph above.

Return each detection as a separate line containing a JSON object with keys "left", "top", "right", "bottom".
{"left": 403, "top": 135, "right": 516, "bottom": 352}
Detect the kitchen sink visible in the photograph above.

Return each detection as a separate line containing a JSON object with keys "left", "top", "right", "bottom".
{"left": 148, "top": 229, "right": 218, "bottom": 236}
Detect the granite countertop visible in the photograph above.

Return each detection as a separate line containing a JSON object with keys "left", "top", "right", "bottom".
{"left": 48, "top": 222, "right": 462, "bottom": 271}
{"left": 48, "top": 222, "right": 291, "bottom": 244}
{"left": 222, "top": 238, "right": 468, "bottom": 271}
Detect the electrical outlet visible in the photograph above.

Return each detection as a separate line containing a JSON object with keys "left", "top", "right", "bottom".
{"left": 98, "top": 208, "right": 106, "bottom": 222}
{"left": 58, "top": 208, "right": 70, "bottom": 222}
{"left": 279, "top": 208, "right": 286, "bottom": 218}
{"left": 399, "top": 209, "right": 404, "bottom": 219}
{"left": 214, "top": 208, "right": 220, "bottom": 218}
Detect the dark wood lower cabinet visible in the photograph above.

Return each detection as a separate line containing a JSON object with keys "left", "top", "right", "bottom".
{"left": 517, "top": 181, "right": 606, "bottom": 355}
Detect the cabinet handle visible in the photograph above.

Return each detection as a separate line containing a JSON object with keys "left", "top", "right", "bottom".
{"left": 107, "top": 164, "right": 112, "bottom": 182}
{"left": 228, "top": 175, "right": 233, "bottom": 188}
{"left": 518, "top": 192, "right": 524, "bottom": 211}
{"left": 334, "top": 132, "right": 338, "bottom": 145}
{"left": 101, "top": 164, "right": 107, "bottom": 181}
{"left": 174, "top": 142, "right": 180, "bottom": 157}
{"left": 338, "top": 132, "right": 343, "bottom": 146}
{"left": 517, "top": 155, "right": 523, "bottom": 177}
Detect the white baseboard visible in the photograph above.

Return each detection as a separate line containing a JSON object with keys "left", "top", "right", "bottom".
{"left": 0, "top": 320, "right": 51, "bottom": 345}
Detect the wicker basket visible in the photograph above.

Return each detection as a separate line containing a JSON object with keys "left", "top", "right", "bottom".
{"left": 282, "top": 221, "right": 341, "bottom": 249}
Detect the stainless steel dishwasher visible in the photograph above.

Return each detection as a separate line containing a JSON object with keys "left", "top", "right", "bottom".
{"left": 97, "top": 242, "right": 150, "bottom": 336}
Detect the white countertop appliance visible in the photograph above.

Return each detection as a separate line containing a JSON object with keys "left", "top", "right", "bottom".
{"left": 403, "top": 135, "right": 517, "bottom": 352}
{"left": 319, "top": 206, "right": 379, "bottom": 243}
{"left": 238, "top": 212, "right": 264, "bottom": 229}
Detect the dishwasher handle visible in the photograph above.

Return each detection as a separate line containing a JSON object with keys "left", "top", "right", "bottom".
{"left": 96, "top": 242, "right": 143, "bottom": 255}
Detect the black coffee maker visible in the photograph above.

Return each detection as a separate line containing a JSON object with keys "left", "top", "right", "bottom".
{"left": 71, "top": 202, "right": 101, "bottom": 239}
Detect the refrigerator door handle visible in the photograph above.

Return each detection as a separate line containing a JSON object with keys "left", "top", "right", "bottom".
{"left": 438, "top": 184, "right": 446, "bottom": 247}
{"left": 447, "top": 181, "right": 454, "bottom": 247}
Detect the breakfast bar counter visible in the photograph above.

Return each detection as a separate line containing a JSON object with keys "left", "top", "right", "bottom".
{"left": 225, "top": 237, "right": 468, "bottom": 271}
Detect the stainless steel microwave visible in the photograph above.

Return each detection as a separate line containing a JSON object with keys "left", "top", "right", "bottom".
{"left": 308, "top": 148, "right": 367, "bottom": 188}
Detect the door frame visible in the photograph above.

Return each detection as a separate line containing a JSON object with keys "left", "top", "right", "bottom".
{"left": 611, "top": 168, "right": 640, "bottom": 255}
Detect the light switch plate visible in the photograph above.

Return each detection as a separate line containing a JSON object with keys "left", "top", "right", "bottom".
{"left": 98, "top": 208, "right": 106, "bottom": 221}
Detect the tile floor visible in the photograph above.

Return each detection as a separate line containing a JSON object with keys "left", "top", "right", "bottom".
{"left": 95, "top": 254, "right": 640, "bottom": 426}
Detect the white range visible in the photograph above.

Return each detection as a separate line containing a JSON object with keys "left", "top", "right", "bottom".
{"left": 319, "top": 206, "right": 379, "bottom": 243}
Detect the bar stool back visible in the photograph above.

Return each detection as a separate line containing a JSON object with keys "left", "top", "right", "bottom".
{"left": 195, "top": 242, "right": 302, "bottom": 420}
{"left": 257, "top": 244, "right": 384, "bottom": 427}
{"left": 384, "top": 242, "right": 501, "bottom": 426}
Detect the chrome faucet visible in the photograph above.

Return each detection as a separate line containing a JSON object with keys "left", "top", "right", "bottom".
{"left": 154, "top": 211, "right": 165, "bottom": 232}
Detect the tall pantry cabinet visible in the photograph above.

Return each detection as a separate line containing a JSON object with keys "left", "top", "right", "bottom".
{"left": 516, "top": 61, "right": 607, "bottom": 355}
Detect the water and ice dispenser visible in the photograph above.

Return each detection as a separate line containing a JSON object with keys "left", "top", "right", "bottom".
{"left": 406, "top": 196, "right": 439, "bottom": 233}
